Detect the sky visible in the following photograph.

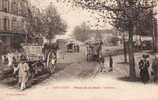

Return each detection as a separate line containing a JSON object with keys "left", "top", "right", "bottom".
{"left": 29, "top": 0, "right": 112, "bottom": 39}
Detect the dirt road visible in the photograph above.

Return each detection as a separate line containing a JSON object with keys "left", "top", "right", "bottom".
{"left": 0, "top": 45, "right": 158, "bottom": 100}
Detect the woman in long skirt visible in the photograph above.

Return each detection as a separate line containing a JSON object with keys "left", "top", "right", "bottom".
{"left": 139, "top": 54, "right": 150, "bottom": 83}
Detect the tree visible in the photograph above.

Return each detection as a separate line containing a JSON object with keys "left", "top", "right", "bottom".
{"left": 26, "top": 5, "right": 44, "bottom": 43}
{"left": 59, "top": 0, "right": 155, "bottom": 79}
{"left": 42, "top": 2, "right": 67, "bottom": 43}
{"left": 73, "top": 23, "right": 91, "bottom": 42}
{"left": 26, "top": 2, "right": 67, "bottom": 44}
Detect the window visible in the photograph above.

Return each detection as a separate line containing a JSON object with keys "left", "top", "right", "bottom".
{"left": 11, "top": 0, "right": 18, "bottom": 15}
{"left": 12, "top": 17, "right": 17, "bottom": 32}
{"left": 19, "top": 1, "right": 24, "bottom": 16}
{"left": 0, "top": 18, "right": 2, "bottom": 30}
{"left": 3, "top": 17, "right": 10, "bottom": 31}
{"left": 22, "top": 1, "right": 27, "bottom": 16}
{"left": 7, "top": 18, "right": 10, "bottom": 31}
{"left": 3, "top": 18, "right": 7, "bottom": 31}
{"left": 17, "top": 20, "right": 21, "bottom": 32}
{"left": 21, "top": 19, "right": 25, "bottom": 32}
{"left": 0, "top": 0, "right": 2, "bottom": 11}
{"left": 2, "top": 0, "right": 9, "bottom": 12}
{"left": 11, "top": 1, "right": 15, "bottom": 14}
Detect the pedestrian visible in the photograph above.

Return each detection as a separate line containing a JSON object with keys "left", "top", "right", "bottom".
{"left": 138, "top": 54, "right": 150, "bottom": 84}
{"left": 77, "top": 45, "right": 80, "bottom": 53}
{"left": 4, "top": 55, "right": 8, "bottom": 64}
{"left": 12, "top": 57, "right": 18, "bottom": 80}
{"left": 13, "top": 55, "right": 30, "bottom": 91}
{"left": 151, "top": 55, "right": 158, "bottom": 82}
{"left": 109, "top": 55, "right": 113, "bottom": 72}
{"left": 1, "top": 55, "right": 5, "bottom": 64}
{"left": 98, "top": 55, "right": 105, "bottom": 72}
{"left": 7, "top": 52, "right": 14, "bottom": 68}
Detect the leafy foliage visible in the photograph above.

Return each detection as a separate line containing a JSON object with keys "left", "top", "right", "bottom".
{"left": 73, "top": 23, "right": 91, "bottom": 42}
{"left": 58, "top": 0, "right": 156, "bottom": 35}
{"left": 26, "top": 3, "right": 67, "bottom": 43}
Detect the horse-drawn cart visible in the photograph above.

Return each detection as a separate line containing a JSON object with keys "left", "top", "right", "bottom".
{"left": 21, "top": 43, "right": 57, "bottom": 77}
{"left": 86, "top": 41, "right": 103, "bottom": 61}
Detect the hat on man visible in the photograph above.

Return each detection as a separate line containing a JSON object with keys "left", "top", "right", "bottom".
{"left": 20, "top": 55, "right": 27, "bottom": 61}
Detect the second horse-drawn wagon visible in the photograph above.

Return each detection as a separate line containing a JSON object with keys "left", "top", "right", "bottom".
{"left": 86, "top": 41, "right": 103, "bottom": 61}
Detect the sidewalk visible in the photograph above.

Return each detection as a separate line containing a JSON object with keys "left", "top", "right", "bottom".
{"left": 102, "top": 51, "right": 155, "bottom": 81}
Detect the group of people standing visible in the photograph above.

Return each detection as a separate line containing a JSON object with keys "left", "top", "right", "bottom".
{"left": 1, "top": 50, "right": 22, "bottom": 67}
{"left": 139, "top": 54, "right": 158, "bottom": 83}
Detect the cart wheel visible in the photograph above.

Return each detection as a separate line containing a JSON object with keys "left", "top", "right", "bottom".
{"left": 47, "top": 51, "right": 56, "bottom": 74}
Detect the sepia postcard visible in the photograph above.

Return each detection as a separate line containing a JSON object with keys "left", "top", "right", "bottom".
{"left": 0, "top": 0, "right": 158, "bottom": 100}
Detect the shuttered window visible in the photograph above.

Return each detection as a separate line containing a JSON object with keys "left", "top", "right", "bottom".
{"left": 3, "top": 17, "right": 10, "bottom": 31}
{"left": 2, "top": 0, "right": 9, "bottom": 12}
{"left": 12, "top": 17, "right": 17, "bottom": 32}
{"left": 11, "top": 0, "right": 18, "bottom": 15}
{"left": 0, "top": 0, "right": 2, "bottom": 11}
{"left": 0, "top": 18, "right": 2, "bottom": 30}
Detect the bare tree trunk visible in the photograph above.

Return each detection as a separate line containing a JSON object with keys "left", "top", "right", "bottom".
{"left": 128, "top": 22, "right": 136, "bottom": 79}
{"left": 153, "top": 18, "right": 158, "bottom": 52}
{"left": 152, "top": 28, "right": 156, "bottom": 52}
{"left": 123, "top": 34, "right": 127, "bottom": 63}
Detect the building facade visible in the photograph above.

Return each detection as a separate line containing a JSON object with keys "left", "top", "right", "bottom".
{"left": 0, "top": 0, "right": 29, "bottom": 52}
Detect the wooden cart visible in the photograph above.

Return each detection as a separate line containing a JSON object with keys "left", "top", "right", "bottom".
{"left": 22, "top": 43, "right": 57, "bottom": 77}
{"left": 86, "top": 41, "right": 103, "bottom": 61}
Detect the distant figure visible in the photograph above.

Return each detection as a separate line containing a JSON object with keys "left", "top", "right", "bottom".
{"left": 98, "top": 55, "right": 105, "bottom": 72}
{"left": 74, "top": 45, "right": 77, "bottom": 52}
{"left": 12, "top": 56, "right": 18, "bottom": 79}
{"left": 151, "top": 55, "right": 158, "bottom": 82}
{"left": 4, "top": 55, "right": 8, "bottom": 64}
{"left": 13, "top": 55, "right": 30, "bottom": 91}
{"left": 109, "top": 55, "right": 113, "bottom": 72}
{"left": 12, "top": 57, "right": 17, "bottom": 66}
{"left": 7, "top": 52, "right": 14, "bottom": 68}
{"left": 77, "top": 45, "right": 80, "bottom": 52}
{"left": 14, "top": 50, "right": 21, "bottom": 62}
{"left": 1, "top": 55, "right": 5, "bottom": 64}
{"left": 139, "top": 54, "right": 150, "bottom": 83}
{"left": 1, "top": 55, "right": 9, "bottom": 64}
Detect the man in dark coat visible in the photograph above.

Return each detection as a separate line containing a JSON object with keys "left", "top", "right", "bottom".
{"left": 98, "top": 55, "right": 105, "bottom": 72}
{"left": 151, "top": 55, "right": 158, "bottom": 82}
{"left": 109, "top": 55, "right": 113, "bottom": 72}
{"left": 139, "top": 54, "right": 150, "bottom": 83}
